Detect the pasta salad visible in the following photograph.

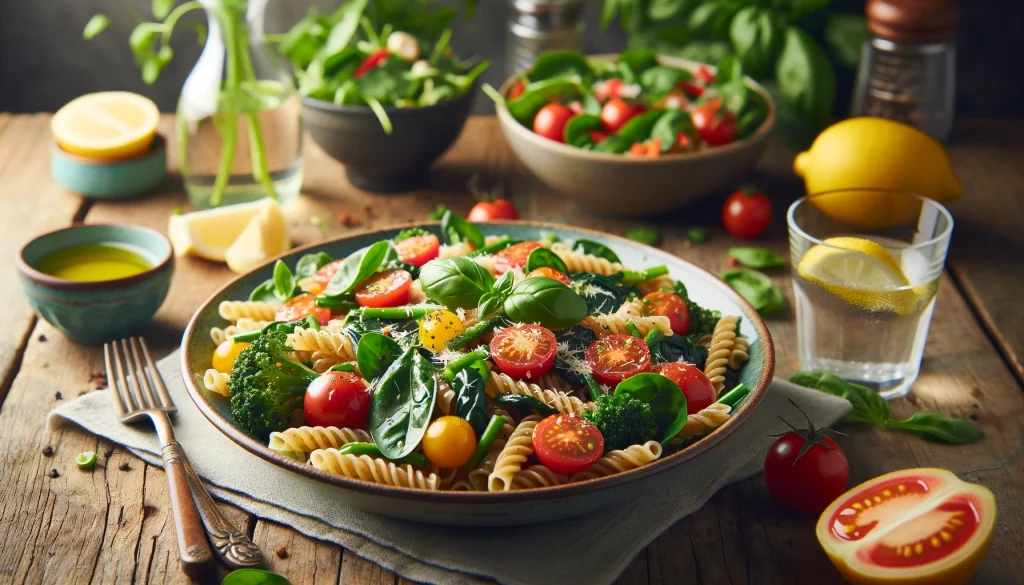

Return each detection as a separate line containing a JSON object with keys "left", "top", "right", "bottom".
{"left": 204, "top": 216, "right": 753, "bottom": 492}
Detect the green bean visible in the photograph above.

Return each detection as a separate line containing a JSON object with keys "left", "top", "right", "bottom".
{"left": 232, "top": 316, "right": 319, "bottom": 343}
{"left": 466, "top": 238, "right": 520, "bottom": 257}
{"left": 357, "top": 306, "right": 443, "bottom": 319}
{"left": 644, "top": 328, "right": 665, "bottom": 349}
{"left": 620, "top": 265, "right": 669, "bottom": 283}
{"left": 467, "top": 415, "right": 506, "bottom": 469}
{"left": 717, "top": 383, "right": 750, "bottom": 408}
{"left": 301, "top": 314, "right": 321, "bottom": 331}
{"left": 75, "top": 451, "right": 97, "bottom": 470}
{"left": 625, "top": 320, "right": 643, "bottom": 338}
{"left": 442, "top": 349, "right": 490, "bottom": 383}
{"left": 336, "top": 442, "right": 428, "bottom": 467}
{"left": 584, "top": 374, "right": 603, "bottom": 401}
{"left": 315, "top": 295, "right": 360, "bottom": 311}
{"left": 445, "top": 317, "right": 498, "bottom": 351}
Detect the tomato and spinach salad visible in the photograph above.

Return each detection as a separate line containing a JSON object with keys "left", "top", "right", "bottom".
{"left": 207, "top": 213, "right": 755, "bottom": 492}
{"left": 484, "top": 49, "right": 768, "bottom": 157}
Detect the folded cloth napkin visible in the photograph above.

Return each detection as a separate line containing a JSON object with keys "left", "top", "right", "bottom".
{"left": 49, "top": 351, "right": 848, "bottom": 585}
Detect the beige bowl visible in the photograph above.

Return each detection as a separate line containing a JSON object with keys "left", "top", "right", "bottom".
{"left": 496, "top": 55, "right": 776, "bottom": 216}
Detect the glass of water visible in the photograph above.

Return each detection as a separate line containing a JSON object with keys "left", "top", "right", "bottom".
{"left": 787, "top": 190, "right": 953, "bottom": 399}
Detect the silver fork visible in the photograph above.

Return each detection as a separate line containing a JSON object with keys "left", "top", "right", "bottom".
{"left": 105, "top": 337, "right": 263, "bottom": 577}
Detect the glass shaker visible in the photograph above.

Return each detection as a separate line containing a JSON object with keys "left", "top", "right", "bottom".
{"left": 506, "top": 0, "right": 585, "bottom": 75}
{"left": 851, "top": 0, "right": 958, "bottom": 142}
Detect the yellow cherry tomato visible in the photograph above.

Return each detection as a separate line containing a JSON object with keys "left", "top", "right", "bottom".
{"left": 422, "top": 416, "right": 476, "bottom": 468}
{"left": 211, "top": 339, "right": 250, "bottom": 374}
{"left": 418, "top": 310, "right": 464, "bottom": 352}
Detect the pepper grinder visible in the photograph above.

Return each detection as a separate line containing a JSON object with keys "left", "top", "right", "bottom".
{"left": 852, "top": 0, "right": 958, "bottom": 142}
{"left": 506, "top": 0, "right": 585, "bottom": 75}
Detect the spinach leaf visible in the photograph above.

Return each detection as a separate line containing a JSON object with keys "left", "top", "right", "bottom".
{"left": 886, "top": 412, "right": 984, "bottom": 444}
{"left": 477, "top": 270, "right": 514, "bottom": 319}
{"left": 249, "top": 280, "right": 279, "bottom": 303}
{"left": 627, "top": 226, "right": 661, "bottom": 246}
{"left": 356, "top": 331, "right": 402, "bottom": 382}
{"left": 343, "top": 316, "right": 420, "bottom": 349}
{"left": 729, "top": 6, "right": 784, "bottom": 78}
{"left": 790, "top": 371, "right": 888, "bottom": 426}
{"left": 650, "top": 334, "right": 708, "bottom": 370}
{"left": 614, "top": 373, "right": 688, "bottom": 442}
{"left": 727, "top": 247, "right": 786, "bottom": 269}
{"left": 295, "top": 252, "right": 334, "bottom": 279}
{"left": 776, "top": 27, "right": 836, "bottom": 129}
{"left": 595, "top": 110, "right": 664, "bottom": 154}
{"left": 569, "top": 272, "right": 637, "bottom": 316}
{"left": 504, "top": 277, "right": 589, "bottom": 329}
{"left": 494, "top": 394, "right": 558, "bottom": 417}
{"left": 368, "top": 347, "right": 437, "bottom": 459}
{"left": 319, "top": 0, "right": 367, "bottom": 55}
{"left": 721, "top": 268, "right": 786, "bottom": 315}
{"left": 526, "top": 247, "right": 569, "bottom": 274}
{"left": 554, "top": 325, "right": 597, "bottom": 386}
{"left": 527, "top": 50, "right": 593, "bottom": 82}
{"left": 573, "top": 239, "right": 620, "bottom": 263}
{"left": 324, "top": 241, "right": 390, "bottom": 297}
{"left": 503, "top": 78, "right": 581, "bottom": 127}
{"left": 650, "top": 109, "right": 696, "bottom": 153}
{"left": 639, "top": 65, "right": 692, "bottom": 98}
{"left": 618, "top": 49, "right": 659, "bottom": 73}
{"left": 440, "top": 209, "right": 485, "bottom": 249}
{"left": 272, "top": 260, "right": 297, "bottom": 301}
{"left": 420, "top": 257, "right": 495, "bottom": 310}
{"left": 563, "top": 114, "right": 603, "bottom": 148}
{"left": 452, "top": 367, "right": 489, "bottom": 436}
{"left": 221, "top": 568, "right": 293, "bottom": 585}
{"left": 711, "top": 55, "right": 748, "bottom": 113}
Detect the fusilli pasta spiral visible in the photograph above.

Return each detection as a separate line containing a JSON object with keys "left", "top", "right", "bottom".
{"left": 487, "top": 373, "right": 596, "bottom": 415}
{"left": 536, "top": 371, "right": 575, "bottom": 392}
{"left": 488, "top": 415, "right": 542, "bottom": 492}
{"left": 286, "top": 328, "right": 356, "bottom": 362}
{"left": 309, "top": 450, "right": 440, "bottom": 490}
{"left": 435, "top": 379, "right": 457, "bottom": 416}
{"left": 704, "top": 315, "right": 739, "bottom": 393}
{"left": 510, "top": 465, "right": 568, "bottom": 489}
{"left": 570, "top": 441, "right": 664, "bottom": 481}
{"left": 218, "top": 300, "right": 279, "bottom": 323}
{"left": 676, "top": 403, "right": 732, "bottom": 440}
{"left": 550, "top": 243, "right": 627, "bottom": 275}
{"left": 581, "top": 314, "right": 673, "bottom": 338}
{"left": 268, "top": 426, "right": 371, "bottom": 460}
{"left": 203, "top": 369, "right": 230, "bottom": 397}
{"left": 729, "top": 336, "right": 749, "bottom": 369}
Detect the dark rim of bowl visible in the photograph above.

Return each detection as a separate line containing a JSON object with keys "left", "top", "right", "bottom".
{"left": 496, "top": 54, "right": 777, "bottom": 164}
{"left": 17, "top": 223, "right": 174, "bottom": 291}
{"left": 301, "top": 79, "right": 476, "bottom": 116}
{"left": 51, "top": 133, "right": 167, "bottom": 166}
{"left": 181, "top": 220, "right": 775, "bottom": 505}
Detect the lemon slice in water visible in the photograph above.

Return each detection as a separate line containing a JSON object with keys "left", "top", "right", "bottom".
{"left": 797, "top": 237, "right": 918, "bottom": 315}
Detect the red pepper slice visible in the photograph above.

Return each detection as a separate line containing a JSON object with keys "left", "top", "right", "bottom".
{"left": 354, "top": 49, "right": 389, "bottom": 79}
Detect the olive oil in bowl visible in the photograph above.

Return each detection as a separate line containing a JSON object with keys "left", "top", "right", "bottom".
{"left": 36, "top": 243, "right": 154, "bottom": 282}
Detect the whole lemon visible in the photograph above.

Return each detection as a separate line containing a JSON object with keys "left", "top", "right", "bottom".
{"left": 794, "top": 118, "right": 961, "bottom": 229}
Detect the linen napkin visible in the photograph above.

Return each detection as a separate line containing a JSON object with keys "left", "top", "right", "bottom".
{"left": 49, "top": 351, "right": 849, "bottom": 585}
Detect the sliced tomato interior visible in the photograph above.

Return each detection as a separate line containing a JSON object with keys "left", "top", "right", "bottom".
{"left": 532, "top": 414, "right": 604, "bottom": 476}
{"left": 277, "top": 293, "right": 331, "bottom": 325}
{"left": 585, "top": 334, "right": 651, "bottom": 386}
{"left": 354, "top": 269, "right": 412, "bottom": 308}
{"left": 494, "top": 241, "right": 543, "bottom": 275}
{"left": 490, "top": 324, "right": 557, "bottom": 380}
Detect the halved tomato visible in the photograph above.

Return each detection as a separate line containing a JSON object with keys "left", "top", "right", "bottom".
{"left": 816, "top": 468, "right": 996, "bottom": 585}
{"left": 490, "top": 324, "right": 557, "bottom": 380}
{"left": 585, "top": 334, "right": 651, "bottom": 386}
{"left": 276, "top": 294, "right": 331, "bottom": 325}
{"left": 527, "top": 266, "right": 570, "bottom": 285}
{"left": 396, "top": 234, "right": 440, "bottom": 267}
{"left": 643, "top": 291, "right": 690, "bottom": 335}
{"left": 493, "top": 241, "right": 543, "bottom": 275}
{"left": 311, "top": 259, "right": 345, "bottom": 291}
{"left": 532, "top": 414, "right": 604, "bottom": 476}
{"left": 654, "top": 363, "right": 714, "bottom": 414}
{"left": 354, "top": 269, "right": 412, "bottom": 308}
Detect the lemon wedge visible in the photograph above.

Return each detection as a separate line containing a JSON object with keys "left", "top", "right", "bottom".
{"left": 168, "top": 199, "right": 276, "bottom": 261}
{"left": 52, "top": 92, "right": 160, "bottom": 160}
{"left": 225, "top": 200, "right": 290, "bottom": 273}
{"left": 797, "top": 237, "right": 918, "bottom": 315}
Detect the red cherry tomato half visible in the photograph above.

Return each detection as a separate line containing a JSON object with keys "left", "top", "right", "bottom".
{"left": 304, "top": 371, "right": 371, "bottom": 429}
{"left": 395, "top": 234, "right": 440, "bottom": 267}
{"left": 585, "top": 334, "right": 651, "bottom": 387}
{"left": 654, "top": 363, "right": 715, "bottom": 414}
{"left": 468, "top": 199, "right": 519, "bottom": 222}
{"left": 600, "top": 98, "right": 641, "bottom": 134}
{"left": 642, "top": 291, "right": 690, "bottom": 335}
{"left": 532, "top": 413, "right": 604, "bottom": 476}
{"left": 722, "top": 188, "right": 772, "bottom": 240}
{"left": 595, "top": 78, "right": 625, "bottom": 102}
{"left": 493, "top": 241, "right": 543, "bottom": 275}
{"left": 696, "top": 64, "right": 715, "bottom": 83}
{"left": 354, "top": 269, "right": 412, "bottom": 308}
{"left": 588, "top": 129, "right": 608, "bottom": 144}
{"left": 311, "top": 259, "right": 345, "bottom": 292}
{"left": 680, "top": 81, "right": 705, "bottom": 98}
{"left": 508, "top": 79, "right": 526, "bottom": 100}
{"left": 527, "top": 266, "right": 570, "bottom": 285}
{"left": 277, "top": 294, "right": 331, "bottom": 325}
{"left": 533, "top": 103, "right": 574, "bottom": 143}
{"left": 764, "top": 421, "right": 849, "bottom": 515}
{"left": 692, "top": 101, "right": 737, "bottom": 147}
{"left": 490, "top": 324, "right": 558, "bottom": 380}
{"left": 354, "top": 48, "right": 389, "bottom": 78}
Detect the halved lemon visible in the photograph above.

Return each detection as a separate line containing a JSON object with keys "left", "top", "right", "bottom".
{"left": 797, "top": 236, "right": 918, "bottom": 315}
{"left": 168, "top": 199, "right": 279, "bottom": 262}
{"left": 52, "top": 92, "right": 160, "bottom": 160}
{"left": 225, "top": 201, "right": 290, "bottom": 273}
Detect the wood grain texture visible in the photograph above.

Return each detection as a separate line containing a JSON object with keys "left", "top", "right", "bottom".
{"left": 0, "top": 116, "right": 1020, "bottom": 585}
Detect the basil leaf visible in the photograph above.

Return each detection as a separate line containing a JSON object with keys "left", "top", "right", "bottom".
{"left": 420, "top": 257, "right": 495, "bottom": 310}
{"left": 476, "top": 293, "right": 503, "bottom": 320}
{"left": 614, "top": 373, "right": 687, "bottom": 442}
{"left": 504, "top": 277, "right": 589, "bottom": 329}
{"left": 650, "top": 335, "right": 708, "bottom": 370}
{"left": 729, "top": 6, "right": 784, "bottom": 78}
{"left": 272, "top": 260, "right": 297, "bottom": 301}
{"left": 727, "top": 247, "right": 786, "bottom": 269}
{"left": 505, "top": 78, "right": 581, "bottom": 127}
{"left": 356, "top": 331, "right": 402, "bottom": 382}
{"left": 776, "top": 27, "right": 836, "bottom": 129}
{"left": 249, "top": 280, "right": 278, "bottom": 302}
{"left": 528, "top": 50, "right": 593, "bottom": 82}
{"left": 886, "top": 412, "right": 983, "bottom": 444}
{"left": 554, "top": 325, "right": 597, "bottom": 387}
{"left": 639, "top": 65, "right": 693, "bottom": 98}
{"left": 526, "top": 247, "right": 569, "bottom": 274}
{"left": 221, "top": 568, "right": 293, "bottom": 585}
{"left": 721, "top": 268, "right": 785, "bottom": 315}
{"left": 324, "top": 241, "right": 389, "bottom": 297}
{"left": 453, "top": 368, "right": 489, "bottom": 436}
{"left": 320, "top": 0, "right": 367, "bottom": 54}
{"left": 564, "top": 114, "right": 603, "bottom": 148}
{"left": 825, "top": 14, "right": 869, "bottom": 71}
{"left": 688, "top": 1, "right": 742, "bottom": 40}
{"left": 494, "top": 394, "right": 558, "bottom": 417}
{"left": 647, "top": 0, "right": 688, "bottom": 21}
{"left": 618, "top": 49, "right": 659, "bottom": 73}
{"left": 573, "top": 239, "right": 620, "bottom": 263}
{"left": 368, "top": 348, "right": 437, "bottom": 459}
{"left": 440, "top": 209, "right": 485, "bottom": 249}
{"left": 493, "top": 270, "right": 515, "bottom": 297}
{"left": 295, "top": 252, "right": 334, "bottom": 279}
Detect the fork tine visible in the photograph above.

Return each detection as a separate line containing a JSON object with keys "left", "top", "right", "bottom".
{"left": 119, "top": 338, "right": 148, "bottom": 410}
{"left": 138, "top": 337, "right": 175, "bottom": 410}
{"left": 110, "top": 341, "right": 138, "bottom": 412}
{"left": 129, "top": 337, "right": 159, "bottom": 410}
{"left": 105, "top": 343, "right": 128, "bottom": 418}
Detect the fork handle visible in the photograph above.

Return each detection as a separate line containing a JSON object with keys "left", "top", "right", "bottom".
{"left": 181, "top": 456, "right": 264, "bottom": 569}
{"left": 162, "top": 441, "right": 215, "bottom": 579}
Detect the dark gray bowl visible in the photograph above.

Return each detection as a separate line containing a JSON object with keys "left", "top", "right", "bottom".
{"left": 302, "top": 89, "right": 475, "bottom": 193}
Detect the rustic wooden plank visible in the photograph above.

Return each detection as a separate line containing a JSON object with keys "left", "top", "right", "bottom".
{"left": 339, "top": 553, "right": 396, "bottom": 585}
{"left": 251, "top": 520, "right": 342, "bottom": 585}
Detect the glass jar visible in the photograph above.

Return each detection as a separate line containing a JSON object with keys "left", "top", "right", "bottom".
{"left": 506, "top": 0, "right": 585, "bottom": 75}
{"left": 178, "top": 0, "right": 303, "bottom": 208}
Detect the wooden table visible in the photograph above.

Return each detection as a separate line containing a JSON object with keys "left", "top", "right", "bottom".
{"left": 0, "top": 114, "right": 1021, "bottom": 585}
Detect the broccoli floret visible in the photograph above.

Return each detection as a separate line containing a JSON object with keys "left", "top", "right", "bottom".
{"left": 582, "top": 393, "right": 658, "bottom": 452}
{"left": 228, "top": 330, "right": 319, "bottom": 441}
{"left": 394, "top": 227, "right": 431, "bottom": 242}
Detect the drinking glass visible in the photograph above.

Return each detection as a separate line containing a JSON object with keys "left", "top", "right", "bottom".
{"left": 787, "top": 190, "right": 953, "bottom": 398}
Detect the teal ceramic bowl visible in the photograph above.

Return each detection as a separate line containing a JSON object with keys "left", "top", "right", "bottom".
{"left": 50, "top": 134, "right": 167, "bottom": 198}
{"left": 17, "top": 224, "right": 174, "bottom": 344}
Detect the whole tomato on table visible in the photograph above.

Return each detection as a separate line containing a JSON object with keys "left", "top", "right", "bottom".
{"left": 468, "top": 199, "right": 519, "bottom": 221}
{"left": 723, "top": 187, "right": 773, "bottom": 240}
{"left": 764, "top": 404, "right": 849, "bottom": 514}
